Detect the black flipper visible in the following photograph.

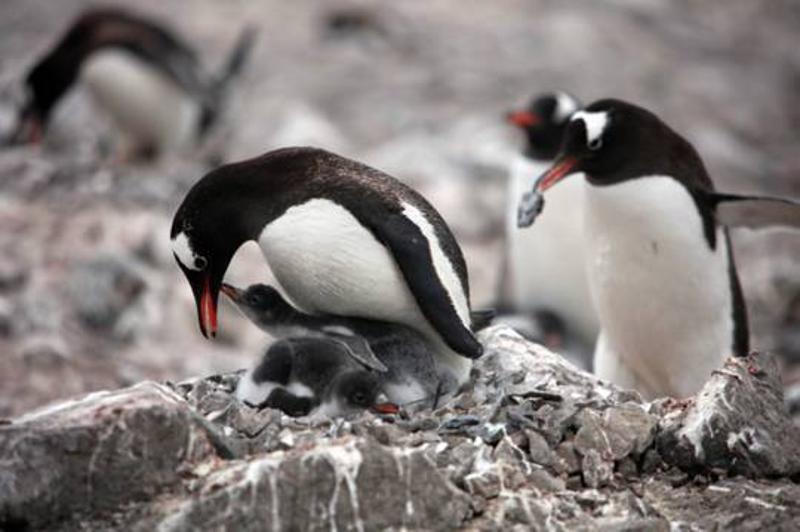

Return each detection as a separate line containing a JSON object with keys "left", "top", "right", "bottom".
{"left": 470, "top": 309, "right": 496, "bottom": 332}
{"left": 325, "top": 333, "right": 389, "bottom": 373}
{"left": 711, "top": 193, "right": 800, "bottom": 230}
{"left": 370, "top": 212, "right": 482, "bottom": 359}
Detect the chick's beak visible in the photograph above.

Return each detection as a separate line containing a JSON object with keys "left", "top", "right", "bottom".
{"left": 220, "top": 282, "right": 243, "bottom": 303}
{"left": 372, "top": 394, "right": 400, "bottom": 414}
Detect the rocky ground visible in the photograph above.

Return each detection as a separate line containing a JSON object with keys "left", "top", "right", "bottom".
{"left": 2, "top": 326, "right": 800, "bottom": 530}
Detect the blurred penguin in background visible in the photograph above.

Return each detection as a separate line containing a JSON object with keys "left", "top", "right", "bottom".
{"left": 500, "top": 91, "right": 599, "bottom": 364}
{"left": 10, "top": 7, "right": 255, "bottom": 160}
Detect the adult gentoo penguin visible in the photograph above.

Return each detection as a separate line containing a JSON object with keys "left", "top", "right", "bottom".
{"left": 518, "top": 98, "right": 800, "bottom": 399}
{"left": 503, "top": 92, "right": 599, "bottom": 347}
{"left": 171, "top": 146, "right": 483, "bottom": 388}
{"left": 12, "top": 8, "right": 255, "bottom": 156}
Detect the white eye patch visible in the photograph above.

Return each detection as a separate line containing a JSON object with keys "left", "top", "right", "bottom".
{"left": 554, "top": 92, "right": 579, "bottom": 122}
{"left": 572, "top": 110, "right": 609, "bottom": 148}
{"left": 171, "top": 231, "right": 205, "bottom": 271}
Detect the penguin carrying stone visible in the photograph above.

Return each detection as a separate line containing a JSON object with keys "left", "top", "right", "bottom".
{"left": 517, "top": 98, "right": 800, "bottom": 399}
{"left": 171, "top": 146, "right": 483, "bottom": 395}
{"left": 223, "top": 282, "right": 464, "bottom": 409}
{"left": 10, "top": 7, "right": 255, "bottom": 159}
{"left": 235, "top": 336, "right": 400, "bottom": 418}
{"left": 501, "top": 91, "right": 599, "bottom": 356}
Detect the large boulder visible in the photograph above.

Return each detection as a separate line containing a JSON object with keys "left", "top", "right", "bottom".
{"left": 0, "top": 382, "right": 230, "bottom": 529}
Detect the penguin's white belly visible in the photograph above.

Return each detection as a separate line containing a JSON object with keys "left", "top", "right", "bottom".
{"left": 506, "top": 156, "right": 598, "bottom": 344}
{"left": 80, "top": 49, "right": 200, "bottom": 151}
{"left": 585, "top": 176, "right": 733, "bottom": 399}
{"left": 259, "top": 198, "right": 423, "bottom": 323}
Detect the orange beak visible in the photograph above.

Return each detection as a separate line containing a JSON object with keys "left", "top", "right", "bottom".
{"left": 372, "top": 402, "right": 400, "bottom": 415}
{"left": 536, "top": 157, "right": 578, "bottom": 192}
{"left": 506, "top": 110, "right": 539, "bottom": 128}
{"left": 199, "top": 274, "right": 218, "bottom": 339}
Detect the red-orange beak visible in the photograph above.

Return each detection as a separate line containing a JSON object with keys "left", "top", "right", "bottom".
{"left": 372, "top": 402, "right": 400, "bottom": 415}
{"left": 506, "top": 110, "right": 539, "bottom": 128}
{"left": 535, "top": 157, "right": 578, "bottom": 192}
{"left": 198, "top": 274, "right": 218, "bottom": 339}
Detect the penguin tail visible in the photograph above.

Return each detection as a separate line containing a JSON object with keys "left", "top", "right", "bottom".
{"left": 199, "top": 26, "right": 258, "bottom": 134}
{"left": 470, "top": 308, "right": 496, "bottom": 332}
{"left": 213, "top": 26, "right": 258, "bottom": 93}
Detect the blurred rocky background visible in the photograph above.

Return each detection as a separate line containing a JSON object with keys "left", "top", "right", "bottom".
{"left": 0, "top": 0, "right": 799, "bottom": 418}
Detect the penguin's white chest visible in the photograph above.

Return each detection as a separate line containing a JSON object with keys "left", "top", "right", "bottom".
{"left": 258, "top": 198, "right": 467, "bottom": 330}
{"left": 585, "top": 176, "right": 734, "bottom": 398}
{"left": 506, "top": 155, "right": 598, "bottom": 343}
{"left": 80, "top": 49, "right": 200, "bottom": 151}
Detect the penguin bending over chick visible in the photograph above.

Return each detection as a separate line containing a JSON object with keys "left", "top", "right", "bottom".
{"left": 518, "top": 98, "right": 800, "bottom": 399}
{"left": 503, "top": 91, "right": 599, "bottom": 349}
{"left": 223, "top": 282, "right": 454, "bottom": 408}
{"left": 11, "top": 7, "right": 255, "bottom": 157}
{"left": 171, "top": 147, "right": 483, "bottom": 392}
{"left": 235, "top": 336, "right": 398, "bottom": 418}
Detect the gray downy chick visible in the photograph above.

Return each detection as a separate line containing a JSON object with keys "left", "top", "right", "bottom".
{"left": 224, "top": 282, "right": 454, "bottom": 408}
{"left": 235, "top": 336, "right": 398, "bottom": 417}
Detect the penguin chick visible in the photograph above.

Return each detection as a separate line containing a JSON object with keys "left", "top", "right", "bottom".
{"left": 235, "top": 336, "right": 397, "bottom": 418}
{"left": 225, "top": 282, "right": 449, "bottom": 408}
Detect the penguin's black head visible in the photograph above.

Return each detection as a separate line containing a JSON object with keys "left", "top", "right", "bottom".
{"left": 506, "top": 91, "right": 581, "bottom": 161}
{"left": 11, "top": 9, "right": 111, "bottom": 144}
{"left": 221, "top": 283, "right": 296, "bottom": 326}
{"left": 171, "top": 155, "right": 286, "bottom": 340}
{"left": 12, "top": 44, "right": 82, "bottom": 144}
{"left": 532, "top": 98, "right": 703, "bottom": 191}
{"left": 171, "top": 185, "right": 247, "bottom": 338}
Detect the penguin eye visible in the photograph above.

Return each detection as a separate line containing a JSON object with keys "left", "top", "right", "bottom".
{"left": 194, "top": 256, "right": 208, "bottom": 270}
{"left": 352, "top": 392, "right": 367, "bottom": 405}
{"left": 588, "top": 137, "right": 602, "bottom": 151}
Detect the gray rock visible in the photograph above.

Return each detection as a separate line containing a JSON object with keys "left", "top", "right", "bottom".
{"left": 603, "top": 403, "right": 658, "bottom": 459}
{"left": 555, "top": 440, "right": 582, "bottom": 475}
{"left": 525, "top": 429, "right": 555, "bottom": 467}
{"left": 657, "top": 352, "right": 800, "bottom": 477}
{"left": 581, "top": 449, "right": 614, "bottom": 489}
{"left": 158, "top": 441, "right": 472, "bottom": 531}
{"left": 0, "top": 382, "right": 226, "bottom": 529}
{"left": 68, "top": 256, "right": 147, "bottom": 340}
